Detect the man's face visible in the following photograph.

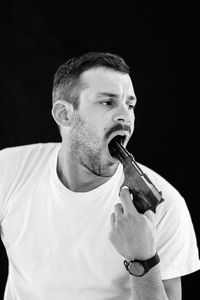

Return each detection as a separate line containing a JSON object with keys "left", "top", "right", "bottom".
{"left": 69, "top": 67, "right": 137, "bottom": 177}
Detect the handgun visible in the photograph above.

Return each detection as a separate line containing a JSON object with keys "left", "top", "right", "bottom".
{"left": 109, "top": 137, "right": 164, "bottom": 214}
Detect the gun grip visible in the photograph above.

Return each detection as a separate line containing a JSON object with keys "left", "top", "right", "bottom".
{"left": 121, "top": 183, "right": 156, "bottom": 214}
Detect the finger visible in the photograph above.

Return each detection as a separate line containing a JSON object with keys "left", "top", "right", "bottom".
{"left": 110, "top": 212, "right": 116, "bottom": 227}
{"left": 119, "top": 186, "right": 137, "bottom": 215}
{"left": 144, "top": 210, "right": 155, "bottom": 224}
{"left": 114, "top": 203, "right": 124, "bottom": 217}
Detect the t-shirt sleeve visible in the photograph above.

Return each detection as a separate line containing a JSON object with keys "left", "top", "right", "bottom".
{"left": 0, "top": 148, "right": 16, "bottom": 223}
{"left": 0, "top": 147, "right": 25, "bottom": 223}
{"left": 139, "top": 163, "right": 200, "bottom": 280}
{"left": 0, "top": 143, "right": 52, "bottom": 223}
{"left": 0, "top": 148, "right": 10, "bottom": 222}
{"left": 155, "top": 181, "right": 200, "bottom": 279}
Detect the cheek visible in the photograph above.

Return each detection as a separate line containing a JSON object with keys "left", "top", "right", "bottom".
{"left": 89, "top": 117, "right": 106, "bottom": 133}
{"left": 81, "top": 109, "right": 110, "bottom": 140}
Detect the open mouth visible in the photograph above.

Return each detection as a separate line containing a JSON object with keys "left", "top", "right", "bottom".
{"left": 108, "top": 134, "right": 127, "bottom": 158}
{"left": 111, "top": 135, "right": 126, "bottom": 145}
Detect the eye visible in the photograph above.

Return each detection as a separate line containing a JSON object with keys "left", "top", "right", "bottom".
{"left": 100, "top": 99, "right": 114, "bottom": 106}
{"left": 128, "top": 103, "right": 136, "bottom": 110}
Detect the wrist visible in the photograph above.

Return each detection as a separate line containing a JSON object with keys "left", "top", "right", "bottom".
{"left": 124, "top": 252, "right": 160, "bottom": 277}
{"left": 129, "top": 265, "right": 168, "bottom": 300}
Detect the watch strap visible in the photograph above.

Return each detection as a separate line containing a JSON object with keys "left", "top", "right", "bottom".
{"left": 141, "top": 252, "right": 160, "bottom": 272}
{"left": 124, "top": 252, "right": 160, "bottom": 276}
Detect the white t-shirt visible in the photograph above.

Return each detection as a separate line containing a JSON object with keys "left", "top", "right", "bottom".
{"left": 0, "top": 143, "right": 199, "bottom": 300}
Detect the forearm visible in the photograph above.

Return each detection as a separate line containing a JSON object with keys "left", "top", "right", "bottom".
{"left": 130, "top": 265, "right": 168, "bottom": 300}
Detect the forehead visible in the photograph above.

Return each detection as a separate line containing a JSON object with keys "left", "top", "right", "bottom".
{"left": 80, "top": 67, "right": 135, "bottom": 94}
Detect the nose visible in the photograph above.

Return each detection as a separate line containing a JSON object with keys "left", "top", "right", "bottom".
{"left": 112, "top": 103, "right": 133, "bottom": 125}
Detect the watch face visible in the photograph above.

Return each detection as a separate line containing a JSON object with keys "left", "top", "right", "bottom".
{"left": 129, "top": 261, "right": 146, "bottom": 276}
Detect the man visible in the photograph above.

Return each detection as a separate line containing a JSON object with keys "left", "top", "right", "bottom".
{"left": 0, "top": 52, "right": 199, "bottom": 299}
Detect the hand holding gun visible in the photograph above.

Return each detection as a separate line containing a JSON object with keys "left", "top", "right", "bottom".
{"left": 109, "top": 137, "right": 164, "bottom": 214}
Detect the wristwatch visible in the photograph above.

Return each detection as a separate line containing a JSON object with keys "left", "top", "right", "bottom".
{"left": 124, "top": 253, "right": 160, "bottom": 277}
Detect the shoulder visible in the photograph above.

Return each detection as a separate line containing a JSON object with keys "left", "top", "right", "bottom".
{"left": 0, "top": 142, "right": 59, "bottom": 156}
{"left": 0, "top": 143, "right": 60, "bottom": 182}
{"left": 0, "top": 143, "right": 60, "bottom": 219}
{"left": 137, "top": 162, "right": 186, "bottom": 212}
{"left": 0, "top": 143, "right": 59, "bottom": 164}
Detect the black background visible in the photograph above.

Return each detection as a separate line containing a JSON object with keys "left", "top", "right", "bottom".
{"left": 0, "top": 1, "right": 199, "bottom": 299}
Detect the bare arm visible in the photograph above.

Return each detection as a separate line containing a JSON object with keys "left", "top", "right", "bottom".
{"left": 163, "top": 277, "right": 182, "bottom": 300}
{"left": 128, "top": 266, "right": 182, "bottom": 300}
{"left": 109, "top": 186, "right": 180, "bottom": 300}
{"left": 130, "top": 266, "right": 167, "bottom": 300}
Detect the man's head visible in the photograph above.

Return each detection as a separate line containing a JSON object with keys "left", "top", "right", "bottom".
{"left": 52, "top": 52, "right": 137, "bottom": 176}
{"left": 52, "top": 52, "right": 130, "bottom": 110}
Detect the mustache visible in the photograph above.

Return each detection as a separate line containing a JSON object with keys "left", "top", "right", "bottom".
{"left": 105, "top": 123, "right": 131, "bottom": 140}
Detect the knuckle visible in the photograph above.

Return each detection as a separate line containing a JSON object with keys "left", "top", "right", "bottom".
{"left": 117, "top": 216, "right": 127, "bottom": 228}
{"left": 114, "top": 203, "right": 123, "bottom": 212}
{"left": 126, "top": 212, "right": 133, "bottom": 219}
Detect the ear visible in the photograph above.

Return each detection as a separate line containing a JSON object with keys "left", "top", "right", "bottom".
{"left": 51, "top": 100, "right": 73, "bottom": 127}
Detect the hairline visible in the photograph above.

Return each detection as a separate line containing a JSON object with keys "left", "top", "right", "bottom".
{"left": 53, "top": 65, "right": 129, "bottom": 107}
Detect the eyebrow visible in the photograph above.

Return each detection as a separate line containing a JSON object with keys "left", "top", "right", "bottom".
{"left": 97, "top": 92, "right": 137, "bottom": 102}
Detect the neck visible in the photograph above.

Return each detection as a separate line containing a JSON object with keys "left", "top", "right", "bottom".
{"left": 57, "top": 144, "right": 117, "bottom": 192}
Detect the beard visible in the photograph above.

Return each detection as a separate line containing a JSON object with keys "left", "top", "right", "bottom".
{"left": 69, "top": 112, "right": 116, "bottom": 177}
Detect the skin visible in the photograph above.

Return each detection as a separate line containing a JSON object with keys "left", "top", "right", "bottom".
{"left": 52, "top": 66, "right": 182, "bottom": 299}
{"left": 53, "top": 67, "right": 136, "bottom": 190}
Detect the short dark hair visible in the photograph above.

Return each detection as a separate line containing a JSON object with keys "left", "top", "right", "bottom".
{"left": 52, "top": 52, "right": 130, "bottom": 109}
